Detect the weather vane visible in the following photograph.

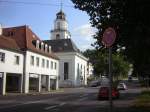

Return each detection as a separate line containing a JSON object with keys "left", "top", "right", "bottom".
{"left": 60, "top": 0, "right": 63, "bottom": 10}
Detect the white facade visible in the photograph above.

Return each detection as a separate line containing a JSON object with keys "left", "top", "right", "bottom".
{"left": 74, "top": 53, "right": 88, "bottom": 86}
{"left": 0, "top": 48, "right": 59, "bottom": 95}
{"left": 0, "top": 25, "right": 60, "bottom": 95}
{"left": 0, "top": 48, "right": 23, "bottom": 95}
{"left": 24, "top": 51, "right": 59, "bottom": 93}
{"left": 56, "top": 52, "right": 88, "bottom": 87}
{"left": 87, "top": 62, "right": 94, "bottom": 78}
{"left": 48, "top": 10, "right": 89, "bottom": 87}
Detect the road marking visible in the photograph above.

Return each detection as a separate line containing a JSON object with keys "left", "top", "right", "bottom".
{"left": 44, "top": 105, "right": 58, "bottom": 110}
{"left": 59, "top": 102, "right": 66, "bottom": 106}
{"left": 78, "top": 97, "right": 88, "bottom": 101}
{"left": 23, "top": 100, "right": 44, "bottom": 104}
{"left": 79, "top": 94, "right": 88, "bottom": 98}
{"left": 44, "top": 102, "right": 66, "bottom": 110}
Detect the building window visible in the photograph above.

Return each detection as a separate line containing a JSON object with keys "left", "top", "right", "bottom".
{"left": 0, "top": 52, "right": 5, "bottom": 62}
{"left": 30, "top": 56, "right": 34, "bottom": 65}
{"left": 54, "top": 62, "right": 57, "bottom": 69}
{"left": 81, "top": 64, "right": 82, "bottom": 75}
{"left": 56, "top": 34, "right": 60, "bottom": 39}
{"left": 36, "top": 57, "right": 39, "bottom": 67}
{"left": 8, "top": 31, "right": 14, "bottom": 37}
{"left": 15, "top": 55, "right": 20, "bottom": 65}
{"left": 47, "top": 60, "right": 49, "bottom": 68}
{"left": 57, "top": 22, "right": 61, "bottom": 29}
{"left": 64, "top": 62, "right": 69, "bottom": 80}
{"left": 84, "top": 66, "right": 86, "bottom": 81}
{"left": 77, "top": 63, "right": 80, "bottom": 79}
{"left": 42, "top": 59, "right": 45, "bottom": 68}
{"left": 51, "top": 61, "right": 53, "bottom": 69}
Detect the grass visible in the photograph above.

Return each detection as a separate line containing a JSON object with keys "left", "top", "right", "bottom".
{"left": 133, "top": 90, "right": 150, "bottom": 107}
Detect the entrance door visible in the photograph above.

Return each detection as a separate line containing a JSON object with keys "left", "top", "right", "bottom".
{"left": 0, "top": 77, "right": 2, "bottom": 94}
{"left": 41, "top": 75, "right": 47, "bottom": 91}
{"left": 50, "top": 79, "right": 56, "bottom": 90}
{"left": 29, "top": 77, "right": 38, "bottom": 91}
{"left": 6, "top": 73, "right": 21, "bottom": 92}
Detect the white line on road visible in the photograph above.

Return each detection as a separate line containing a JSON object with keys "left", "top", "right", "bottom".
{"left": 44, "top": 102, "right": 66, "bottom": 110}
{"left": 77, "top": 97, "right": 88, "bottom": 101}
{"left": 59, "top": 102, "right": 66, "bottom": 106}
{"left": 44, "top": 105, "right": 58, "bottom": 110}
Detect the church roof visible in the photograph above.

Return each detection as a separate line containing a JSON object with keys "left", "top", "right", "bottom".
{"left": 44, "top": 39, "right": 80, "bottom": 53}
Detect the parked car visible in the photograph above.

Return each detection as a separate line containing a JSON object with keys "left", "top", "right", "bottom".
{"left": 89, "top": 80, "right": 101, "bottom": 87}
{"left": 117, "top": 82, "right": 127, "bottom": 90}
{"left": 128, "top": 76, "right": 132, "bottom": 82}
{"left": 98, "top": 86, "right": 119, "bottom": 100}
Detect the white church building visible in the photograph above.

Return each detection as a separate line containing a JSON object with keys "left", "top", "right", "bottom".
{"left": 44, "top": 10, "right": 89, "bottom": 87}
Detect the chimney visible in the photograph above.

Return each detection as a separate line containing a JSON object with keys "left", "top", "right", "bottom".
{"left": 48, "top": 46, "right": 51, "bottom": 53}
{"left": 36, "top": 40, "right": 40, "bottom": 49}
{"left": 45, "top": 44, "right": 48, "bottom": 52}
{"left": 41, "top": 42, "right": 44, "bottom": 51}
{"left": 0, "top": 24, "right": 2, "bottom": 35}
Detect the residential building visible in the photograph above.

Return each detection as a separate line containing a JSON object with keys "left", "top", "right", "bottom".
{"left": 0, "top": 25, "right": 59, "bottom": 95}
{"left": 44, "top": 10, "right": 89, "bottom": 87}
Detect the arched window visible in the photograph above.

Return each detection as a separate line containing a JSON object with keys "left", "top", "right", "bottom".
{"left": 56, "top": 34, "right": 60, "bottom": 39}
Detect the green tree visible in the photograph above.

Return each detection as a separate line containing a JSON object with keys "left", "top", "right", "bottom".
{"left": 83, "top": 49, "right": 130, "bottom": 80}
{"left": 71, "top": 0, "right": 150, "bottom": 77}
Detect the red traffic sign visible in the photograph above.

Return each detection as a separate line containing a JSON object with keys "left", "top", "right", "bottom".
{"left": 102, "top": 27, "right": 116, "bottom": 48}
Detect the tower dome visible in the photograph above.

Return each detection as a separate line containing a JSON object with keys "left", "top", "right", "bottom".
{"left": 56, "top": 10, "right": 66, "bottom": 20}
{"left": 50, "top": 10, "right": 71, "bottom": 40}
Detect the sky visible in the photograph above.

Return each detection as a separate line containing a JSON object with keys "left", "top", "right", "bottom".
{"left": 0, "top": 0, "right": 96, "bottom": 51}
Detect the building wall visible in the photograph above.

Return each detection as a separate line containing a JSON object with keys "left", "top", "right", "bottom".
{"left": 51, "top": 31, "right": 70, "bottom": 40}
{"left": 74, "top": 53, "right": 88, "bottom": 86}
{"left": 24, "top": 51, "right": 59, "bottom": 93}
{"left": 87, "top": 63, "right": 94, "bottom": 78}
{"left": 0, "top": 48, "right": 23, "bottom": 95}
{"left": 0, "top": 49, "right": 23, "bottom": 73}
{"left": 54, "top": 19, "right": 68, "bottom": 30}
{"left": 56, "top": 52, "right": 88, "bottom": 87}
{"left": 25, "top": 51, "right": 58, "bottom": 75}
{"left": 56, "top": 52, "right": 75, "bottom": 87}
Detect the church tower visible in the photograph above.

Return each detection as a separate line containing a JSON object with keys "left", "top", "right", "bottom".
{"left": 51, "top": 10, "right": 71, "bottom": 40}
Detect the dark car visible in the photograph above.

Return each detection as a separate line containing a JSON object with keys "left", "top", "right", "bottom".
{"left": 98, "top": 86, "right": 119, "bottom": 100}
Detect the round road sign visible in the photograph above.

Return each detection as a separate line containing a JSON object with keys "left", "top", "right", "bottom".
{"left": 102, "top": 27, "right": 116, "bottom": 47}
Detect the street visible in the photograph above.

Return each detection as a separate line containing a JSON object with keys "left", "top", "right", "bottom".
{"left": 0, "top": 80, "right": 142, "bottom": 112}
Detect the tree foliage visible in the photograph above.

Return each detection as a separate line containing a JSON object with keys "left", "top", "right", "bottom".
{"left": 83, "top": 49, "right": 130, "bottom": 79}
{"left": 72, "top": 0, "right": 150, "bottom": 76}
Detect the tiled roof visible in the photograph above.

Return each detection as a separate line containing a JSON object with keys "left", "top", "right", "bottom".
{"left": 2, "top": 25, "right": 59, "bottom": 60}
{"left": 0, "top": 35, "right": 20, "bottom": 51}
{"left": 43, "top": 39, "right": 80, "bottom": 53}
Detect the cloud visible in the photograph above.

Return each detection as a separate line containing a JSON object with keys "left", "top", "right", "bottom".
{"left": 73, "top": 24, "right": 96, "bottom": 41}
{"left": 80, "top": 44, "right": 94, "bottom": 51}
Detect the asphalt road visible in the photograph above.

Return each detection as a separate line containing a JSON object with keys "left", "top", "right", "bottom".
{"left": 0, "top": 80, "right": 142, "bottom": 112}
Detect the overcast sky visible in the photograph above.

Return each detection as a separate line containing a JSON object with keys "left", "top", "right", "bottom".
{"left": 0, "top": 0, "right": 96, "bottom": 51}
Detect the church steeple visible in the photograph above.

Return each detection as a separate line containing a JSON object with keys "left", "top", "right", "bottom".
{"left": 56, "top": 10, "right": 66, "bottom": 20}
{"left": 50, "top": 1, "right": 71, "bottom": 40}
{"left": 50, "top": 10, "right": 71, "bottom": 40}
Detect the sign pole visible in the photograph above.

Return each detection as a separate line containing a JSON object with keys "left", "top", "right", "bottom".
{"left": 102, "top": 27, "right": 116, "bottom": 112}
{"left": 109, "top": 47, "right": 113, "bottom": 112}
